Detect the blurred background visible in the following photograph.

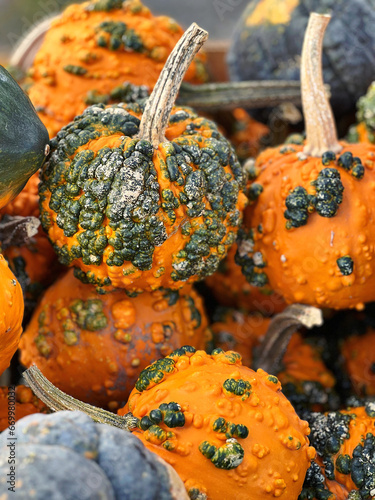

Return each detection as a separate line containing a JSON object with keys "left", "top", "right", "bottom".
{"left": 0, "top": 0, "right": 247, "bottom": 56}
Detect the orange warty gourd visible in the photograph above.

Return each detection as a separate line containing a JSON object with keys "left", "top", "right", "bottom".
{"left": 236, "top": 13, "right": 375, "bottom": 310}
{"left": 20, "top": 269, "right": 209, "bottom": 409}
{"left": 38, "top": 24, "right": 246, "bottom": 294}
{"left": 0, "top": 254, "right": 24, "bottom": 375}
{"left": 306, "top": 405, "right": 375, "bottom": 499}
{"left": 26, "top": 0, "right": 206, "bottom": 138}
{"left": 348, "top": 81, "right": 375, "bottom": 146}
{"left": 119, "top": 346, "right": 316, "bottom": 500}
{"left": 205, "top": 244, "right": 285, "bottom": 315}
{"left": 0, "top": 386, "right": 48, "bottom": 431}
{"left": 341, "top": 326, "right": 375, "bottom": 397}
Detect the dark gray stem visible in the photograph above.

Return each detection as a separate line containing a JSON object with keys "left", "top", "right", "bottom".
{"left": 253, "top": 304, "right": 323, "bottom": 373}
{"left": 138, "top": 23, "right": 208, "bottom": 148}
{"left": 23, "top": 366, "right": 138, "bottom": 431}
{"left": 178, "top": 80, "right": 302, "bottom": 110}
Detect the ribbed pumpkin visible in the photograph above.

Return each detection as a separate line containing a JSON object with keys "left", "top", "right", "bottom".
{"left": 0, "top": 386, "right": 48, "bottom": 431}
{"left": 237, "top": 13, "right": 375, "bottom": 310}
{"left": 306, "top": 404, "right": 375, "bottom": 499}
{"left": 119, "top": 346, "right": 316, "bottom": 500}
{"left": 26, "top": 0, "right": 206, "bottom": 138}
{"left": 205, "top": 244, "right": 285, "bottom": 315}
{"left": 38, "top": 25, "right": 246, "bottom": 294}
{"left": 212, "top": 309, "right": 337, "bottom": 413}
{"left": 20, "top": 269, "right": 209, "bottom": 409}
{"left": 0, "top": 254, "right": 24, "bottom": 375}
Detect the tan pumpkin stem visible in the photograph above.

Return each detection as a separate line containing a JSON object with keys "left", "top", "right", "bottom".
{"left": 138, "top": 23, "right": 208, "bottom": 148}
{"left": 23, "top": 365, "right": 138, "bottom": 431}
{"left": 302, "top": 13, "right": 342, "bottom": 157}
{"left": 253, "top": 304, "right": 323, "bottom": 373}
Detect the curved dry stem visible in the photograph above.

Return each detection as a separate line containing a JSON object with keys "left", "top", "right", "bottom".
{"left": 0, "top": 215, "right": 40, "bottom": 249}
{"left": 253, "top": 304, "right": 323, "bottom": 373}
{"left": 23, "top": 365, "right": 138, "bottom": 431}
{"left": 138, "top": 23, "right": 208, "bottom": 148}
{"left": 301, "top": 13, "right": 342, "bottom": 157}
{"left": 10, "top": 16, "right": 56, "bottom": 71}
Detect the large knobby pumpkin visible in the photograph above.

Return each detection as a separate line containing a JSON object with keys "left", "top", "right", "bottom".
{"left": 26, "top": 0, "right": 206, "bottom": 137}
{"left": 0, "top": 254, "right": 24, "bottom": 375}
{"left": 20, "top": 269, "right": 209, "bottom": 409}
{"left": 236, "top": 13, "right": 375, "bottom": 310}
{"left": 119, "top": 346, "right": 315, "bottom": 500}
{"left": 38, "top": 25, "right": 247, "bottom": 294}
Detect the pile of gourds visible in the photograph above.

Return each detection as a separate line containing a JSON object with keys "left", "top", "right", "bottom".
{"left": 1, "top": 0, "right": 375, "bottom": 499}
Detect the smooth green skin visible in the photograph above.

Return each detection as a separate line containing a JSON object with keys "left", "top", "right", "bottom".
{"left": 0, "top": 65, "right": 49, "bottom": 208}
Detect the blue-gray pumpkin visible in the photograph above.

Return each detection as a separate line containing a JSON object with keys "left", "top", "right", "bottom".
{"left": 228, "top": 0, "right": 375, "bottom": 118}
{"left": 0, "top": 411, "right": 187, "bottom": 499}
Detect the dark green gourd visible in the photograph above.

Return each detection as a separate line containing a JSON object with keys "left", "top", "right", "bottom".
{"left": 0, "top": 66, "right": 49, "bottom": 209}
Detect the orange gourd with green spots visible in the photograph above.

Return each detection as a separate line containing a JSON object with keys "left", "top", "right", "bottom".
{"left": 236, "top": 14, "right": 375, "bottom": 310}
{"left": 120, "top": 346, "right": 315, "bottom": 500}
{"left": 20, "top": 269, "right": 210, "bottom": 409}
{"left": 27, "top": 0, "right": 206, "bottom": 138}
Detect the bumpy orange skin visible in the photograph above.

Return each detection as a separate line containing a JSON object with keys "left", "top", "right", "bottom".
{"left": 230, "top": 108, "right": 269, "bottom": 162}
{"left": 241, "top": 142, "right": 375, "bottom": 309}
{"left": 120, "top": 349, "right": 315, "bottom": 500}
{"left": 0, "top": 254, "right": 24, "bottom": 375}
{"left": 27, "top": 0, "right": 206, "bottom": 138}
{"left": 341, "top": 327, "right": 375, "bottom": 397}
{"left": 0, "top": 386, "right": 48, "bottom": 431}
{"left": 205, "top": 244, "right": 286, "bottom": 315}
{"left": 20, "top": 269, "right": 210, "bottom": 409}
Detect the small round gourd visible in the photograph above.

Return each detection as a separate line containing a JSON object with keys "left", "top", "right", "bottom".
{"left": 20, "top": 269, "right": 209, "bottom": 409}
{"left": 0, "top": 410, "right": 188, "bottom": 499}
{"left": 26, "top": 0, "right": 206, "bottom": 137}
{"left": 120, "top": 346, "right": 316, "bottom": 500}
{"left": 0, "top": 254, "right": 24, "bottom": 375}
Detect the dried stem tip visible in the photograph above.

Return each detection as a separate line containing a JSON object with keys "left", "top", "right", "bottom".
{"left": 253, "top": 304, "right": 323, "bottom": 373}
{"left": 138, "top": 23, "right": 208, "bottom": 148}
{"left": 23, "top": 365, "right": 138, "bottom": 431}
{"left": 301, "top": 13, "right": 342, "bottom": 157}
